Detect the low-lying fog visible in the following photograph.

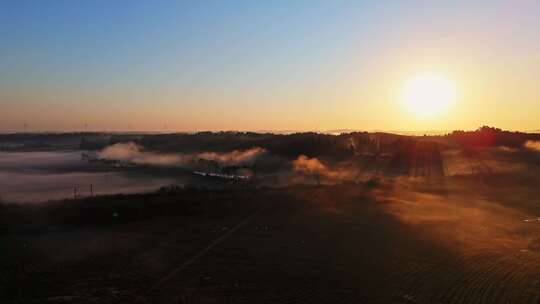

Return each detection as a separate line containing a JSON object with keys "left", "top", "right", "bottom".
{"left": 0, "top": 151, "right": 181, "bottom": 203}
{"left": 3, "top": 137, "right": 540, "bottom": 204}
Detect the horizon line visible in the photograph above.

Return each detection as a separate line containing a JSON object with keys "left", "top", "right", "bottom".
{"left": 1, "top": 127, "right": 539, "bottom": 136}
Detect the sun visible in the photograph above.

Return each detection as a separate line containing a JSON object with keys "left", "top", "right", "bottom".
{"left": 401, "top": 72, "right": 457, "bottom": 117}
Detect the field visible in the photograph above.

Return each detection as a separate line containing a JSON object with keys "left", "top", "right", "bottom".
{"left": 2, "top": 129, "right": 540, "bottom": 303}
{"left": 2, "top": 171, "right": 539, "bottom": 303}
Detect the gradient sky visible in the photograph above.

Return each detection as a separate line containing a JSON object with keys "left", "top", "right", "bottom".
{"left": 1, "top": 0, "right": 539, "bottom": 132}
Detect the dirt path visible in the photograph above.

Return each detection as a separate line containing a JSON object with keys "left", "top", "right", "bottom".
{"left": 135, "top": 207, "right": 264, "bottom": 303}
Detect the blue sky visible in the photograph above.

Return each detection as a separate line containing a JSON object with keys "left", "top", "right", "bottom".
{"left": 1, "top": 1, "right": 539, "bottom": 131}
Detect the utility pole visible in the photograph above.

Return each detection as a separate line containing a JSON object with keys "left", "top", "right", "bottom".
{"left": 90, "top": 184, "right": 93, "bottom": 197}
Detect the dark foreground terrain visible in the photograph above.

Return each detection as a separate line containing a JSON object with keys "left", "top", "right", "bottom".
{"left": 2, "top": 127, "right": 540, "bottom": 303}
{"left": 2, "top": 175, "right": 540, "bottom": 303}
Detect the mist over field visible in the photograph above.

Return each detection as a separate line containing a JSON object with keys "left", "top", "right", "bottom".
{"left": 3, "top": 1, "right": 540, "bottom": 302}
{"left": 1, "top": 129, "right": 540, "bottom": 304}
{"left": 98, "top": 142, "right": 267, "bottom": 168}
{"left": 0, "top": 151, "right": 180, "bottom": 203}
{"left": 3, "top": 128, "right": 540, "bottom": 203}
{"left": 525, "top": 140, "right": 540, "bottom": 152}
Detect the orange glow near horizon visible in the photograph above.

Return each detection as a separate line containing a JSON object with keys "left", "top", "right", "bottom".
{"left": 1, "top": 2, "right": 540, "bottom": 133}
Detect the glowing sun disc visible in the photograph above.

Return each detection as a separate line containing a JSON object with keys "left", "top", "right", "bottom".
{"left": 401, "top": 72, "right": 457, "bottom": 117}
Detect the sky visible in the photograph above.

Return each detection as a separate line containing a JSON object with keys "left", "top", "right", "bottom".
{"left": 1, "top": 0, "right": 539, "bottom": 132}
